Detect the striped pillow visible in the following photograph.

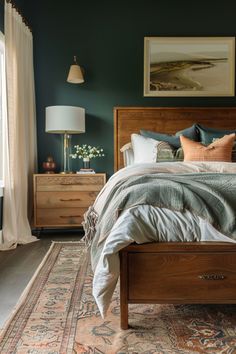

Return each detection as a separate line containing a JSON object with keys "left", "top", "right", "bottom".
{"left": 180, "top": 134, "right": 235, "bottom": 162}
{"left": 233, "top": 143, "right": 236, "bottom": 162}
{"left": 156, "top": 141, "right": 184, "bottom": 162}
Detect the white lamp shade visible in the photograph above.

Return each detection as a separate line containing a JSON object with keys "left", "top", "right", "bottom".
{"left": 67, "top": 64, "right": 84, "bottom": 83}
{"left": 46, "top": 106, "right": 85, "bottom": 134}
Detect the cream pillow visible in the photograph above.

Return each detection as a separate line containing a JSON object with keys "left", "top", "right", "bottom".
{"left": 131, "top": 134, "right": 160, "bottom": 163}
{"left": 180, "top": 133, "right": 235, "bottom": 162}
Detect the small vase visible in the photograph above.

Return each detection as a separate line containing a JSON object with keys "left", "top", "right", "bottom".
{"left": 42, "top": 156, "right": 56, "bottom": 174}
{"left": 82, "top": 157, "right": 90, "bottom": 169}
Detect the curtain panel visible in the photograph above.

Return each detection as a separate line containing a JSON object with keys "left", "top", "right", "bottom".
{"left": 1, "top": 1, "right": 37, "bottom": 249}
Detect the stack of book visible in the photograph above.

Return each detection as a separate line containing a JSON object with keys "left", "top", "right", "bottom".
{"left": 76, "top": 168, "right": 95, "bottom": 174}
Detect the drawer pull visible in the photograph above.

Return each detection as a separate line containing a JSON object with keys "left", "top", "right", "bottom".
{"left": 59, "top": 215, "right": 81, "bottom": 218}
{"left": 59, "top": 198, "right": 81, "bottom": 202}
{"left": 199, "top": 274, "right": 226, "bottom": 281}
{"left": 60, "top": 183, "right": 79, "bottom": 186}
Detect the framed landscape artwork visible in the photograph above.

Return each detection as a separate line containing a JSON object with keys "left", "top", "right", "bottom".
{"left": 144, "top": 37, "right": 235, "bottom": 97}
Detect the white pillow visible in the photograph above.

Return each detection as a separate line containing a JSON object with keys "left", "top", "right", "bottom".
{"left": 131, "top": 134, "right": 160, "bottom": 163}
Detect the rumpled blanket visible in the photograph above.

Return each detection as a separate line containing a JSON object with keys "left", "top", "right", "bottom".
{"left": 81, "top": 162, "right": 236, "bottom": 316}
{"left": 90, "top": 173, "right": 236, "bottom": 247}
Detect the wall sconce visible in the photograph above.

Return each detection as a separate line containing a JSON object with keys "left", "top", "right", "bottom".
{"left": 67, "top": 56, "right": 84, "bottom": 84}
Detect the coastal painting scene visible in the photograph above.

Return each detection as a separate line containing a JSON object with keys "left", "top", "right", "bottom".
{"left": 144, "top": 38, "right": 235, "bottom": 96}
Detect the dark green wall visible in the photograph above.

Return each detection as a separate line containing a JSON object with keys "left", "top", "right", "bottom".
{"left": 0, "top": 3, "right": 3, "bottom": 32}
{"left": 0, "top": 2, "right": 8, "bottom": 31}
{"left": 12, "top": 1, "right": 236, "bottom": 175}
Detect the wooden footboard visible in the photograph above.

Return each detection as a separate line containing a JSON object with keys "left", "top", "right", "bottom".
{"left": 120, "top": 242, "right": 236, "bottom": 329}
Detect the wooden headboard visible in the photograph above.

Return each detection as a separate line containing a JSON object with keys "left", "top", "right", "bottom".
{"left": 114, "top": 107, "right": 236, "bottom": 171}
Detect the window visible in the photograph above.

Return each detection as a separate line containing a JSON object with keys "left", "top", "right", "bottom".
{"left": 0, "top": 32, "right": 5, "bottom": 182}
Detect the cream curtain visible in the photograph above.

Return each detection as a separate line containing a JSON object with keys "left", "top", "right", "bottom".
{"left": 1, "top": 1, "right": 37, "bottom": 250}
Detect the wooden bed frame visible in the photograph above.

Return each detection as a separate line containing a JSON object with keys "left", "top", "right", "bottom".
{"left": 114, "top": 107, "right": 236, "bottom": 330}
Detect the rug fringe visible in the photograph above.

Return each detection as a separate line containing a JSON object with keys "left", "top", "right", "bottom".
{"left": 52, "top": 240, "right": 86, "bottom": 245}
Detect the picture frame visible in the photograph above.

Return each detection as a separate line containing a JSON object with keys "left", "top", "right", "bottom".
{"left": 144, "top": 37, "right": 235, "bottom": 97}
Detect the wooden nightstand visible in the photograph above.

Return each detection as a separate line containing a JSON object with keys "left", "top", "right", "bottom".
{"left": 33, "top": 173, "right": 106, "bottom": 229}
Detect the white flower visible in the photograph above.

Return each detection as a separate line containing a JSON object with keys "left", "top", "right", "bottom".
{"left": 70, "top": 144, "right": 105, "bottom": 160}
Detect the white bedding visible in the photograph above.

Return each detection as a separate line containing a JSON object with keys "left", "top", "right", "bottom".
{"left": 90, "top": 162, "right": 236, "bottom": 317}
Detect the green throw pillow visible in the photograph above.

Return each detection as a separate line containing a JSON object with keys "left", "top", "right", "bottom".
{"left": 140, "top": 124, "right": 199, "bottom": 149}
{"left": 197, "top": 124, "right": 236, "bottom": 145}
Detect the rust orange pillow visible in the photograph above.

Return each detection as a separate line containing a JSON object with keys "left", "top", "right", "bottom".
{"left": 180, "top": 133, "right": 235, "bottom": 162}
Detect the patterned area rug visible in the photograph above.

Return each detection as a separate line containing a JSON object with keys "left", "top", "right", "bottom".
{"left": 1, "top": 242, "right": 236, "bottom": 353}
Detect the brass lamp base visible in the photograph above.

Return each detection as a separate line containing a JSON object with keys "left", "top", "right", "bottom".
{"left": 60, "top": 171, "right": 74, "bottom": 174}
{"left": 61, "top": 133, "right": 74, "bottom": 174}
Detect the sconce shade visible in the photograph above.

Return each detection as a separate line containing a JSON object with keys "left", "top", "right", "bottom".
{"left": 67, "top": 64, "right": 84, "bottom": 84}
{"left": 46, "top": 106, "right": 85, "bottom": 133}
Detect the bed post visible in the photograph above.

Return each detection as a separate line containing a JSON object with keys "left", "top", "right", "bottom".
{"left": 120, "top": 249, "right": 129, "bottom": 329}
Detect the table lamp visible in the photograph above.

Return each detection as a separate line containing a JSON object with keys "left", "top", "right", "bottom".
{"left": 46, "top": 106, "right": 85, "bottom": 173}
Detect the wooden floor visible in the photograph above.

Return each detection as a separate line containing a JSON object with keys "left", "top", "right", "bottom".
{"left": 0, "top": 230, "right": 83, "bottom": 328}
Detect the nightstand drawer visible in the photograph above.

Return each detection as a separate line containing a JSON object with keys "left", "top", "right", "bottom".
{"left": 36, "top": 208, "right": 87, "bottom": 226}
{"left": 36, "top": 175, "right": 105, "bottom": 192}
{"left": 36, "top": 191, "right": 98, "bottom": 208}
